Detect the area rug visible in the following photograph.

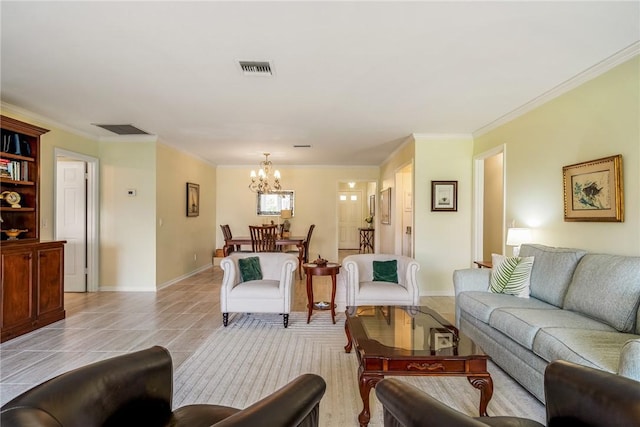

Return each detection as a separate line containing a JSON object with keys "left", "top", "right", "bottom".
{"left": 173, "top": 312, "right": 545, "bottom": 426}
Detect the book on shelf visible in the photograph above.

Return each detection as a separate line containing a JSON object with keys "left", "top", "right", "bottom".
{"left": 0, "top": 159, "right": 28, "bottom": 181}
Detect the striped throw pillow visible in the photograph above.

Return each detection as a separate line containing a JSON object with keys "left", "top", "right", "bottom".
{"left": 489, "top": 254, "right": 534, "bottom": 298}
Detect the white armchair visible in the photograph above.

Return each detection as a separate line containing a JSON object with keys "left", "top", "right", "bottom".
{"left": 220, "top": 252, "right": 298, "bottom": 328}
{"left": 343, "top": 254, "right": 420, "bottom": 307}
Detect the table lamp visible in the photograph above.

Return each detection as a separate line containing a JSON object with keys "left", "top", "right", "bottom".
{"left": 506, "top": 228, "right": 532, "bottom": 257}
{"left": 280, "top": 209, "right": 292, "bottom": 237}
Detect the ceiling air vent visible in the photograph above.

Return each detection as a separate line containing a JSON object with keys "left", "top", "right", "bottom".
{"left": 239, "top": 61, "right": 273, "bottom": 76}
{"left": 93, "top": 124, "right": 151, "bottom": 135}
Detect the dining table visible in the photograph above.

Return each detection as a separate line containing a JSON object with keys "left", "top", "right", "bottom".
{"left": 223, "top": 235, "right": 306, "bottom": 278}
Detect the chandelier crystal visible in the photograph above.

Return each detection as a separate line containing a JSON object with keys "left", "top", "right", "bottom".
{"left": 249, "top": 153, "right": 282, "bottom": 193}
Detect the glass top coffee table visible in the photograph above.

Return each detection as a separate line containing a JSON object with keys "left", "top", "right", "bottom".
{"left": 344, "top": 305, "right": 493, "bottom": 427}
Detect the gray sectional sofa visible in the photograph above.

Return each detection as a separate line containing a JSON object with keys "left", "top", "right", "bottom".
{"left": 454, "top": 244, "right": 640, "bottom": 402}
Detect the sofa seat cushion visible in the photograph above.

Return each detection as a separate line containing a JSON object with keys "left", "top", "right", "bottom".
{"left": 357, "top": 281, "right": 409, "bottom": 304}
{"left": 533, "top": 328, "right": 640, "bottom": 373}
{"left": 563, "top": 254, "right": 640, "bottom": 333}
{"left": 457, "top": 291, "right": 556, "bottom": 324}
{"left": 489, "top": 308, "right": 616, "bottom": 350}
{"left": 230, "top": 280, "right": 281, "bottom": 298}
{"left": 518, "top": 244, "right": 586, "bottom": 307}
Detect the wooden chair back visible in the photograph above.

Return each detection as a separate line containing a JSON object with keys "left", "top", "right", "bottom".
{"left": 303, "top": 224, "right": 315, "bottom": 263}
{"left": 249, "top": 225, "right": 278, "bottom": 252}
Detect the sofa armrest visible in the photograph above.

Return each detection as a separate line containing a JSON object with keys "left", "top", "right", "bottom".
{"left": 545, "top": 360, "right": 640, "bottom": 427}
{"left": 213, "top": 374, "right": 326, "bottom": 427}
{"left": 618, "top": 338, "right": 640, "bottom": 381}
{"left": 344, "top": 259, "right": 360, "bottom": 306}
{"left": 453, "top": 268, "right": 491, "bottom": 295}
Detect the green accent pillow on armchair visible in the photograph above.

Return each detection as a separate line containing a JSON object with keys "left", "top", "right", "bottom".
{"left": 373, "top": 260, "right": 398, "bottom": 283}
{"left": 238, "top": 256, "right": 263, "bottom": 282}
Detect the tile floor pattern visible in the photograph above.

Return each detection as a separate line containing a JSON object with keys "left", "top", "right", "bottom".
{"left": 0, "top": 252, "right": 455, "bottom": 406}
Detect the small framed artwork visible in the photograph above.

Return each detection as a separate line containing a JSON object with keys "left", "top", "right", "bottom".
{"left": 380, "top": 188, "right": 391, "bottom": 224}
{"left": 369, "top": 194, "right": 375, "bottom": 216}
{"left": 430, "top": 328, "right": 455, "bottom": 354}
{"left": 186, "top": 182, "right": 200, "bottom": 217}
{"left": 431, "top": 181, "right": 457, "bottom": 212}
{"left": 563, "top": 155, "right": 623, "bottom": 222}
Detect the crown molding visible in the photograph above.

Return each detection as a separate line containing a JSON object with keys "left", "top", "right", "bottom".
{"left": 412, "top": 133, "right": 473, "bottom": 141}
{"left": 473, "top": 41, "right": 640, "bottom": 138}
{"left": 1, "top": 102, "right": 99, "bottom": 141}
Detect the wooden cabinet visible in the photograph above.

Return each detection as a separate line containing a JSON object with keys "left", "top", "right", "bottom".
{"left": 0, "top": 116, "right": 66, "bottom": 342}
{"left": 1, "top": 241, "right": 66, "bottom": 342}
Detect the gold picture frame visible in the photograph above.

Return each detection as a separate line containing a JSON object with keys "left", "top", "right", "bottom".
{"left": 563, "top": 155, "right": 623, "bottom": 222}
{"left": 186, "top": 182, "right": 200, "bottom": 217}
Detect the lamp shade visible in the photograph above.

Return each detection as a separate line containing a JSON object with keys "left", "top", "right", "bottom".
{"left": 506, "top": 228, "right": 532, "bottom": 246}
{"left": 280, "top": 209, "right": 292, "bottom": 219}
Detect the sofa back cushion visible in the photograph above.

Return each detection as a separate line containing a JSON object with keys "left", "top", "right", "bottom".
{"left": 518, "top": 244, "right": 586, "bottom": 306}
{"left": 564, "top": 254, "right": 640, "bottom": 332}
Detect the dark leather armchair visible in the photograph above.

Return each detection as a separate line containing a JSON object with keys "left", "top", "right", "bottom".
{"left": 375, "top": 360, "right": 640, "bottom": 427}
{"left": 1, "top": 346, "right": 326, "bottom": 427}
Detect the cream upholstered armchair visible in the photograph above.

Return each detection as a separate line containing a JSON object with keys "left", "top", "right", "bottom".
{"left": 343, "top": 254, "right": 420, "bottom": 308}
{"left": 220, "top": 252, "right": 298, "bottom": 328}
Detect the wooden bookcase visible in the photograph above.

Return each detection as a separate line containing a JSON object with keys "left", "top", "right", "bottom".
{"left": 1, "top": 115, "right": 66, "bottom": 342}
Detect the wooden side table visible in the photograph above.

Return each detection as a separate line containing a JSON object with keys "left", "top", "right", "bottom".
{"left": 302, "top": 262, "right": 341, "bottom": 324}
{"left": 474, "top": 261, "right": 493, "bottom": 269}
{"left": 358, "top": 228, "right": 374, "bottom": 253}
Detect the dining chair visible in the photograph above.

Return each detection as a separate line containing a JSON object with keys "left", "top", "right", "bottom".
{"left": 286, "top": 224, "right": 315, "bottom": 279}
{"left": 221, "top": 224, "right": 251, "bottom": 254}
{"left": 249, "top": 225, "right": 278, "bottom": 252}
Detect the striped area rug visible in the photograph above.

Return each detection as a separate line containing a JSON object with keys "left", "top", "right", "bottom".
{"left": 173, "top": 312, "right": 545, "bottom": 426}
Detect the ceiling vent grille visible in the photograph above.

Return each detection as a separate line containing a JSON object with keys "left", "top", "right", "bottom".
{"left": 93, "top": 124, "right": 151, "bottom": 135}
{"left": 239, "top": 61, "right": 273, "bottom": 76}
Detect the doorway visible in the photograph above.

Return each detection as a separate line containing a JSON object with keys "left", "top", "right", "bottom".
{"left": 54, "top": 148, "right": 99, "bottom": 292}
{"left": 337, "top": 181, "right": 377, "bottom": 251}
{"left": 473, "top": 145, "right": 506, "bottom": 261}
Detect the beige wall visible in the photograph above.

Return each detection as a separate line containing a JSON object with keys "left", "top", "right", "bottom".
{"left": 474, "top": 56, "right": 639, "bottom": 256}
{"left": 414, "top": 135, "right": 474, "bottom": 295}
{"left": 216, "top": 165, "right": 379, "bottom": 262}
{"left": 379, "top": 137, "right": 415, "bottom": 254}
{"left": 99, "top": 141, "right": 157, "bottom": 290}
{"left": 156, "top": 142, "right": 216, "bottom": 286}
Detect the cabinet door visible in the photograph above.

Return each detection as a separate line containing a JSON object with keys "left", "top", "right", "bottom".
{"left": 36, "top": 246, "right": 64, "bottom": 317}
{"left": 1, "top": 248, "right": 35, "bottom": 333}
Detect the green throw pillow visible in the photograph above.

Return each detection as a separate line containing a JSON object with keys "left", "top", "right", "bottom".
{"left": 373, "top": 260, "right": 398, "bottom": 283}
{"left": 489, "top": 254, "right": 534, "bottom": 298}
{"left": 238, "top": 256, "right": 263, "bottom": 282}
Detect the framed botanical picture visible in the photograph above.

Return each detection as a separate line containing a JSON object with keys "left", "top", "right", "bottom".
{"left": 563, "top": 155, "right": 623, "bottom": 222}
{"left": 380, "top": 188, "right": 391, "bottom": 224}
{"left": 431, "top": 181, "right": 457, "bottom": 212}
{"left": 186, "top": 182, "right": 199, "bottom": 217}
{"left": 369, "top": 194, "right": 375, "bottom": 216}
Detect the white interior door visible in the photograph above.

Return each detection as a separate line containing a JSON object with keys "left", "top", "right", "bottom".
{"left": 338, "top": 191, "right": 362, "bottom": 249}
{"left": 56, "top": 160, "right": 87, "bottom": 292}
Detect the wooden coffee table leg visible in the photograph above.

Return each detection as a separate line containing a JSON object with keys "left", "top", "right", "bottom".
{"left": 358, "top": 373, "right": 382, "bottom": 427}
{"left": 468, "top": 375, "right": 493, "bottom": 416}
{"left": 344, "top": 319, "right": 353, "bottom": 353}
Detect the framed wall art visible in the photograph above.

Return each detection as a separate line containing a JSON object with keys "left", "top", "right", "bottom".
{"left": 369, "top": 194, "right": 375, "bottom": 217}
{"left": 380, "top": 188, "right": 391, "bottom": 224}
{"left": 186, "top": 182, "right": 200, "bottom": 217}
{"left": 563, "top": 155, "right": 623, "bottom": 222}
{"left": 431, "top": 181, "right": 457, "bottom": 212}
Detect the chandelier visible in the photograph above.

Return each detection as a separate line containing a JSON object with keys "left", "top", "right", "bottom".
{"left": 249, "top": 153, "right": 282, "bottom": 193}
